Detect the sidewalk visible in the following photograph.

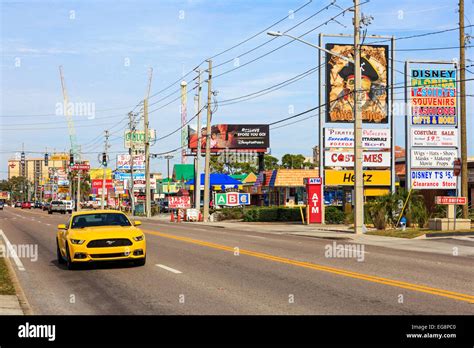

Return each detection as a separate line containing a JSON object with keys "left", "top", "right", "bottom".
{"left": 145, "top": 217, "right": 474, "bottom": 257}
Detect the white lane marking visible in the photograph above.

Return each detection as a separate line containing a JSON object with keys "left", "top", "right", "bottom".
{"left": 245, "top": 234, "right": 267, "bottom": 239}
{"left": 156, "top": 264, "right": 182, "bottom": 274}
{"left": 0, "top": 229, "right": 26, "bottom": 271}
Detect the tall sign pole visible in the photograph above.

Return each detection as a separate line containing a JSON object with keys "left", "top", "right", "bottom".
{"left": 353, "top": 0, "right": 364, "bottom": 234}
{"left": 101, "top": 130, "right": 109, "bottom": 209}
{"left": 144, "top": 68, "right": 153, "bottom": 218}
{"left": 203, "top": 60, "right": 212, "bottom": 222}
{"left": 459, "top": 0, "right": 468, "bottom": 219}
{"left": 181, "top": 81, "right": 188, "bottom": 164}
{"left": 128, "top": 112, "right": 136, "bottom": 215}
{"left": 195, "top": 69, "right": 202, "bottom": 210}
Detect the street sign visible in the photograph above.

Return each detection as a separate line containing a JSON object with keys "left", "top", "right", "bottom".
{"left": 168, "top": 196, "right": 191, "bottom": 209}
{"left": 435, "top": 196, "right": 467, "bottom": 205}
{"left": 453, "top": 158, "right": 461, "bottom": 176}
{"left": 70, "top": 163, "right": 90, "bottom": 171}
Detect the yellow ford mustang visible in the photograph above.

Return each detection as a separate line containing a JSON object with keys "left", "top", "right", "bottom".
{"left": 57, "top": 210, "right": 146, "bottom": 270}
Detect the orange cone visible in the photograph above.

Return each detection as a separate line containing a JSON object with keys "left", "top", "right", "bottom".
{"left": 177, "top": 213, "right": 181, "bottom": 223}
{"left": 170, "top": 212, "right": 175, "bottom": 222}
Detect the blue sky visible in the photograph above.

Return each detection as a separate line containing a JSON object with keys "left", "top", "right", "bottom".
{"left": 1, "top": 0, "right": 473, "bottom": 178}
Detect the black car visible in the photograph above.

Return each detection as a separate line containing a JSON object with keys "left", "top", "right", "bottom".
{"left": 34, "top": 201, "right": 42, "bottom": 209}
{"left": 0, "top": 202, "right": 4, "bottom": 210}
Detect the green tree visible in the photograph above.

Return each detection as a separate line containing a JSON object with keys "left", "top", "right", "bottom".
{"left": 281, "top": 154, "right": 306, "bottom": 169}
{"left": 264, "top": 155, "right": 279, "bottom": 170}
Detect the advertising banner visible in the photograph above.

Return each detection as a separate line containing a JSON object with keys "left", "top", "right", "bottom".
{"left": 325, "top": 151, "right": 390, "bottom": 167}
{"left": 69, "top": 163, "right": 90, "bottom": 171}
{"left": 51, "top": 153, "right": 68, "bottom": 161}
{"left": 411, "top": 128, "right": 458, "bottom": 147}
{"left": 168, "top": 196, "right": 191, "bottom": 209}
{"left": 305, "top": 177, "right": 322, "bottom": 224}
{"left": 326, "top": 43, "right": 388, "bottom": 123}
{"left": 90, "top": 168, "right": 112, "bottom": 180}
{"left": 410, "top": 170, "right": 457, "bottom": 189}
{"left": 325, "top": 170, "right": 391, "bottom": 186}
{"left": 124, "top": 130, "right": 156, "bottom": 149}
{"left": 188, "top": 124, "right": 269, "bottom": 152}
{"left": 435, "top": 196, "right": 467, "bottom": 205}
{"left": 114, "top": 172, "right": 145, "bottom": 180}
{"left": 410, "top": 149, "right": 457, "bottom": 168}
{"left": 116, "top": 154, "right": 145, "bottom": 170}
{"left": 410, "top": 69, "right": 457, "bottom": 125}
{"left": 91, "top": 179, "right": 113, "bottom": 189}
{"left": 324, "top": 128, "right": 390, "bottom": 149}
{"left": 133, "top": 178, "right": 156, "bottom": 189}
{"left": 215, "top": 192, "right": 251, "bottom": 206}
{"left": 0, "top": 191, "right": 10, "bottom": 200}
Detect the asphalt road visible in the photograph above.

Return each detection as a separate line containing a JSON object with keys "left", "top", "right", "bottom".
{"left": 0, "top": 206, "right": 473, "bottom": 314}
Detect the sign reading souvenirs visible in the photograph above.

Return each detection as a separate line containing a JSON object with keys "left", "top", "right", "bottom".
{"left": 325, "top": 43, "right": 389, "bottom": 123}
{"left": 325, "top": 151, "right": 390, "bottom": 167}
{"left": 410, "top": 69, "right": 457, "bottom": 125}
{"left": 410, "top": 149, "right": 457, "bottom": 168}
{"left": 411, "top": 128, "right": 458, "bottom": 147}
{"left": 324, "top": 128, "right": 390, "bottom": 149}
{"left": 410, "top": 170, "right": 457, "bottom": 189}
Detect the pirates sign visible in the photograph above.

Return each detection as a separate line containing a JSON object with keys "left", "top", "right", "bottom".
{"left": 326, "top": 43, "right": 389, "bottom": 123}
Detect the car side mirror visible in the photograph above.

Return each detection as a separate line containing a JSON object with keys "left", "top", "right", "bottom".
{"left": 134, "top": 221, "right": 142, "bottom": 226}
{"left": 57, "top": 224, "right": 67, "bottom": 230}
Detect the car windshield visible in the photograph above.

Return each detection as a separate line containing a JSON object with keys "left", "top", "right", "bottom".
{"left": 71, "top": 213, "right": 132, "bottom": 229}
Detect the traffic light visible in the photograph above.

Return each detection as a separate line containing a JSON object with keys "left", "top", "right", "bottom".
{"left": 102, "top": 152, "right": 107, "bottom": 166}
{"left": 44, "top": 153, "right": 49, "bottom": 166}
{"left": 69, "top": 153, "right": 74, "bottom": 166}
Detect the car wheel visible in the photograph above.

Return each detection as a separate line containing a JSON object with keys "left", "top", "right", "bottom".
{"left": 65, "top": 243, "right": 76, "bottom": 270}
{"left": 134, "top": 256, "right": 146, "bottom": 267}
{"left": 57, "top": 239, "right": 65, "bottom": 264}
{"left": 48, "top": 211, "right": 52, "bottom": 214}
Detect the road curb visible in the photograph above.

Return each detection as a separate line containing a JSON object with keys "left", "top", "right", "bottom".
{"left": 1, "top": 241, "right": 34, "bottom": 315}
{"left": 425, "top": 231, "right": 474, "bottom": 238}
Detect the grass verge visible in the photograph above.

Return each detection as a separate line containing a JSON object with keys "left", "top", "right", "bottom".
{"left": 0, "top": 257, "right": 16, "bottom": 295}
{"left": 367, "top": 228, "right": 474, "bottom": 239}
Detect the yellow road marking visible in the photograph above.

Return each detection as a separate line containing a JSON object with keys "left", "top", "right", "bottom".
{"left": 144, "top": 229, "right": 474, "bottom": 304}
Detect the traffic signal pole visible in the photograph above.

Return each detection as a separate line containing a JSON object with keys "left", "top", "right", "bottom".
{"left": 101, "top": 130, "right": 109, "bottom": 209}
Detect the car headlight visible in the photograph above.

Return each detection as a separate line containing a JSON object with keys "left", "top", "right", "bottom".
{"left": 70, "top": 239, "right": 85, "bottom": 245}
{"left": 133, "top": 235, "right": 144, "bottom": 242}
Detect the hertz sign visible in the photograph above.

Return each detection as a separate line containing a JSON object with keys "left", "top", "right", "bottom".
{"left": 324, "top": 170, "right": 391, "bottom": 186}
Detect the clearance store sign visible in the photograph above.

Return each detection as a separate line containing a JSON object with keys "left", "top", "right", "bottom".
{"left": 324, "top": 170, "right": 390, "bottom": 186}
{"left": 411, "top": 170, "right": 456, "bottom": 189}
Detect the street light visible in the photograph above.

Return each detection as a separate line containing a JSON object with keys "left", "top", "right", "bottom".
{"left": 266, "top": 31, "right": 354, "bottom": 63}
{"left": 267, "top": 25, "right": 364, "bottom": 234}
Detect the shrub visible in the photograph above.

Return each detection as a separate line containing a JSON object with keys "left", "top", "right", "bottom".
{"left": 325, "top": 206, "right": 345, "bottom": 224}
{"left": 215, "top": 208, "right": 244, "bottom": 221}
{"left": 243, "top": 207, "right": 302, "bottom": 222}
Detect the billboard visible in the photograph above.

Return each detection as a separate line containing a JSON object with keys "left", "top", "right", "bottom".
{"left": 215, "top": 192, "right": 250, "bottom": 206}
{"left": 326, "top": 43, "right": 389, "bottom": 123}
{"left": 188, "top": 124, "right": 269, "bottom": 152}
{"left": 410, "top": 69, "right": 457, "bottom": 125}
{"left": 410, "top": 170, "right": 456, "bottom": 189}
{"left": 116, "top": 154, "right": 145, "bottom": 170}
{"left": 324, "top": 170, "right": 391, "bottom": 186}
{"left": 325, "top": 151, "right": 390, "bottom": 167}
{"left": 114, "top": 172, "right": 145, "bottom": 180}
{"left": 410, "top": 149, "right": 457, "bottom": 168}
{"left": 324, "top": 128, "right": 390, "bottom": 149}
{"left": 411, "top": 128, "right": 458, "bottom": 147}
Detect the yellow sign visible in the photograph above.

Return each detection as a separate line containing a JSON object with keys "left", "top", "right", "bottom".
{"left": 51, "top": 153, "right": 68, "bottom": 161}
{"left": 325, "top": 170, "right": 390, "bottom": 186}
{"left": 57, "top": 187, "right": 69, "bottom": 193}
{"left": 90, "top": 168, "right": 112, "bottom": 180}
{"left": 364, "top": 188, "right": 390, "bottom": 196}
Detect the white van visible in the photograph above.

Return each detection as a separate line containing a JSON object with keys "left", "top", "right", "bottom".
{"left": 62, "top": 200, "right": 75, "bottom": 213}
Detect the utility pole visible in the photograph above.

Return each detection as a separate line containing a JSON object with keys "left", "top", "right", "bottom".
{"left": 128, "top": 112, "right": 136, "bottom": 215}
{"left": 195, "top": 68, "right": 202, "bottom": 210}
{"left": 77, "top": 171, "right": 81, "bottom": 211}
{"left": 203, "top": 60, "right": 212, "bottom": 222}
{"left": 459, "top": 0, "right": 468, "bottom": 218}
{"left": 101, "top": 130, "right": 109, "bottom": 209}
{"left": 353, "top": 0, "right": 364, "bottom": 234}
{"left": 144, "top": 68, "right": 153, "bottom": 218}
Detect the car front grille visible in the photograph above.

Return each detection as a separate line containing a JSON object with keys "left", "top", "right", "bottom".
{"left": 90, "top": 252, "right": 130, "bottom": 259}
{"left": 87, "top": 239, "right": 132, "bottom": 248}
